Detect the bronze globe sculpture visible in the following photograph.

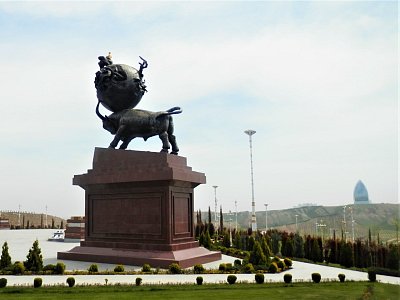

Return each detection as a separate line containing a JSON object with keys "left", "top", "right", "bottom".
{"left": 94, "top": 53, "right": 181, "bottom": 154}
{"left": 95, "top": 53, "right": 148, "bottom": 112}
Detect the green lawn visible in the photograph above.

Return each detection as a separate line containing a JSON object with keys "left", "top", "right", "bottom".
{"left": 0, "top": 282, "right": 399, "bottom": 300}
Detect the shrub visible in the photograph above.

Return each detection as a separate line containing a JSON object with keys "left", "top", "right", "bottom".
{"left": 219, "top": 263, "right": 226, "bottom": 272}
{"left": 66, "top": 277, "right": 75, "bottom": 287}
{"left": 311, "top": 273, "right": 321, "bottom": 283}
{"left": 255, "top": 273, "right": 264, "bottom": 284}
{"left": 88, "top": 264, "right": 98, "bottom": 273}
{"left": 368, "top": 270, "right": 376, "bottom": 282}
{"left": 234, "top": 259, "right": 241, "bottom": 266}
{"left": 277, "top": 260, "right": 286, "bottom": 270}
{"left": 243, "top": 263, "right": 255, "bottom": 274}
{"left": 193, "top": 264, "right": 205, "bottom": 274}
{"left": 12, "top": 261, "right": 25, "bottom": 275}
{"left": 168, "top": 263, "right": 182, "bottom": 274}
{"left": 0, "top": 278, "right": 7, "bottom": 288}
{"left": 142, "top": 263, "right": 151, "bottom": 272}
{"left": 114, "top": 265, "right": 125, "bottom": 272}
{"left": 196, "top": 276, "right": 203, "bottom": 285}
{"left": 225, "top": 263, "right": 233, "bottom": 271}
{"left": 227, "top": 275, "right": 237, "bottom": 285}
{"left": 135, "top": 277, "right": 142, "bottom": 286}
{"left": 284, "top": 273, "right": 292, "bottom": 284}
{"left": 338, "top": 273, "right": 345, "bottom": 282}
{"left": 33, "top": 277, "right": 42, "bottom": 288}
{"left": 272, "top": 256, "right": 281, "bottom": 263}
{"left": 268, "top": 262, "right": 278, "bottom": 273}
{"left": 43, "top": 264, "right": 55, "bottom": 273}
{"left": 284, "top": 258, "right": 292, "bottom": 268}
{"left": 55, "top": 262, "right": 66, "bottom": 274}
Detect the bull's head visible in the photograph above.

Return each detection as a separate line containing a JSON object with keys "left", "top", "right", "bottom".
{"left": 96, "top": 102, "right": 118, "bottom": 135}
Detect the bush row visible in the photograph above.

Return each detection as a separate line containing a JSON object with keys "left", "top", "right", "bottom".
{"left": 2, "top": 271, "right": 376, "bottom": 288}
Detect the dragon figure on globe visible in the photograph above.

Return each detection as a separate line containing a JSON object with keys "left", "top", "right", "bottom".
{"left": 94, "top": 53, "right": 181, "bottom": 154}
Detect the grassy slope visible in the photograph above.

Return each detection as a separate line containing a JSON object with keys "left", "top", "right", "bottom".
{"left": 202, "top": 204, "right": 399, "bottom": 242}
{"left": 0, "top": 282, "right": 399, "bottom": 300}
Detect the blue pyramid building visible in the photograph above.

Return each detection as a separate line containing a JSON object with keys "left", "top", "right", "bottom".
{"left": 354, "top": 180, "right": 370, "bottom": 204}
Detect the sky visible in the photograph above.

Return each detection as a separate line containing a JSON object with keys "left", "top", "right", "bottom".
{"left": 0, "top": 1, "right": 397, "bottom": 219}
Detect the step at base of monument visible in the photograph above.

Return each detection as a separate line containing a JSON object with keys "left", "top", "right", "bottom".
{"left": 58, "top": 246, "right": 221, "bottom": 269}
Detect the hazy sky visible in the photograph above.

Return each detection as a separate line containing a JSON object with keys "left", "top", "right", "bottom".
{"left": 0, "top": 1, "right": 397, "bottom": 219}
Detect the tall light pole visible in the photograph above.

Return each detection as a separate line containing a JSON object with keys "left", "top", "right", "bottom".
{"left": 244, "top": 129, "right": 257, "bottom": 232}
{"left": 18, "top": 204, "right": 21, "bottom": 228}
{"left": 343, "top": 205, "right": 347, "bottom": 241}
{"left": 264, "top": 204, "right": 268, "bottom": 232}
{"left": 212, "top": 186, "right": 218, "bottom": 224}
{"left": 295, "top": 214, "right": 298, "bottom": 231}
{"left": 235, "top": 200, "right": 238, "bottom": 232}
{"left": 45, "top": 205, "right": 48, "bottom": 229}
{"left": 350, "top": 206, "right": 355, "bottom": 242}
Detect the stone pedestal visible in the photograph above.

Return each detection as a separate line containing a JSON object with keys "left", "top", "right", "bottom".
{"left": 58, "top": 148, "right": 221, "bottom": 268}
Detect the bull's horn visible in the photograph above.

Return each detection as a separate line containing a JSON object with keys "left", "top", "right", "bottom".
{"left": 95, "top": 102, "right": 106, "bottom": 121}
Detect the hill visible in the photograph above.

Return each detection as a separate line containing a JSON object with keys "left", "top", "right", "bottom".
{"left": 201, "top": 203, "right": 399, "bottom": 243}
{"left": 0, "top": 210, "right": 65, "bottom": 229}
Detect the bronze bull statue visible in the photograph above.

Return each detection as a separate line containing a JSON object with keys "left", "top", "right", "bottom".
{"left": 96, "top": 102, "right": 182, "bottom": 154}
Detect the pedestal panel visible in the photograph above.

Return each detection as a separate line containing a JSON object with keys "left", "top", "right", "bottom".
{"left": 58, "top": 148, "right": 221, "bottom": 267}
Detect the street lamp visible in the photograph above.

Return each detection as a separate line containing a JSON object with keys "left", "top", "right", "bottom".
{"left": 235, "top": 200, "right": 238, "bottom": 232}
{"left": 244, "top": 129, "right": 257, "bottom": 232}
{"left": 264, "top": 204, "right": 268, "bottom": 232}
{"left": 212, "top": 186, "right": 218, "bottom": 224}
{"left": 295, "top": 214, "right": 298, "bottom": 231}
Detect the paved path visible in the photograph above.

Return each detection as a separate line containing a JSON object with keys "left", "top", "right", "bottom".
{"left": 2, "top": 260, "right": 399, "bottom": 286}
{"left": 1, "top": 229, "right": 399, "bottom": 286}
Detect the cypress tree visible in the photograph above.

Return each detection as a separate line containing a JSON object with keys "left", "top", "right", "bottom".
{"left": 339, "top": 241, "right": 354, "bottom": 268}
{"left": 25, "top": 239, "right": 43, "bottom": 272}
{"left": 233, "top": 231, "right": 242, "bottom": 250}
{"left": 219, "top": 206, "right": 223, "bottom": 233}
{"left": 271, "top": 232, "right": 282, "bottom": 255}
{"left": 208, "top": 222, "right": 215, "bottom": 237}
{"left": 311, "top": 238, "right": 322, "bottom": 262}
{"left": 248, "top": 236, "right": 255, "bottom": 252}
{"left": 0, "top": 242, "right": 12, "bottom": 270}
{"left": 284, "top": 237, "right": 294, "bottom": 258}
{"left": 199, "top": 232, "right": 205, "bottom": 246}
{"left": 386, "top": 244, "right": 400, "bottom": 271}
{"left": 261, "top": 236, "right": 272, "bottom": 262}
{"left": 222, "top": 232, "right": 231, "bottom": 248}
{"left": 249, "top": 241, "right": 267, "bottom": 266}
{"left": 203, "top": 230, "right": 212, "bottom": 249}
{"left": 294, "top": 233, "right": 305, "bottom": 258}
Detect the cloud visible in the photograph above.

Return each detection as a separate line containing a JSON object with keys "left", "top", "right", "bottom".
{"left": 0, "top": 1, "right": 397, "bottom": 217}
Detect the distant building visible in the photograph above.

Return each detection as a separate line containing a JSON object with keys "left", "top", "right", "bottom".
{"left": 354, "top": 180, "right": 370, "bottom": 204}
{"left": 64, "top": 216, "right": 85, "bottom": 242}
{"left": 0, "top": 218, "right": 10, "bottom": 230}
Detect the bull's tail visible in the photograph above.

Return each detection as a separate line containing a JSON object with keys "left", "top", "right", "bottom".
{"left": 166, "top": 107, "right": 182, "bottom": 115}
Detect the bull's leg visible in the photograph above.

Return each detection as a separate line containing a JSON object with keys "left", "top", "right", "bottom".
{"left": 167, "top": 116, "right": 179, "bottom": 155}
{"left": 168, "top": 134, "right": 179, "bottom": 155}
{"left": 119, "top": 137, "right": 134, "bottom": 150}
{"left": 109, "top": 136, "right": 120, "bottom": 149}
{"left": 109, "top": 125, "right": 125, "bottom": 149}
{"left": 159, "top": 132, "right": 170, "bottom": 153}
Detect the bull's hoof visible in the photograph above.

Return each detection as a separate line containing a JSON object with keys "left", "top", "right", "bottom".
{"left": 170, "top": 151, "right": 178, "bottom": 155}
{"left": 160, "top": 149, "right": 169, "bottom": 153}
